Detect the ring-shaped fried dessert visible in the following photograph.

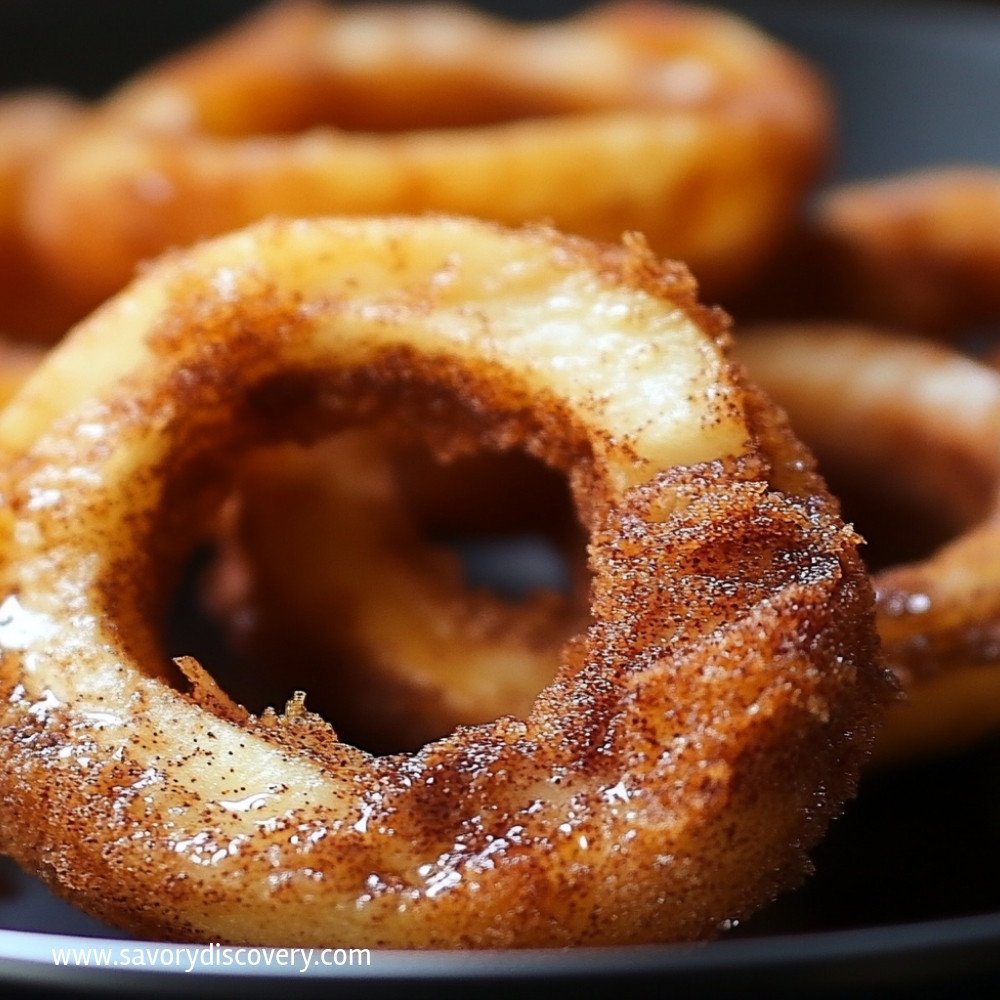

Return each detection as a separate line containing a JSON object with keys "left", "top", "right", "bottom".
{"left": 0, "top": 216, "right": 886, "bottom": 947}
{"left": 732, "top": 168, "right": 1000, "bottom": 338}
{"left": 812, "top": 169, "right": 1000, "bottom": 337}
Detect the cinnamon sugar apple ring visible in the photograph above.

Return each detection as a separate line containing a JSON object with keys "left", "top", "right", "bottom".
{"left": 0, "top": 216, "right": 887, "bottom": 947}
{"left": 735, "top": 324, "right": 1000, "bottom": 764}
{"left": 23, "top": 0, "right": 832, "bottom": 312}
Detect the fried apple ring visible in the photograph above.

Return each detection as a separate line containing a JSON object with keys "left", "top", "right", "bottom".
{"left": 0, "top": 91, "right": 84, "bottom": 341}
{"left": 23, "top": 0, "right": 831, "bottom": 313}
{"left": 0, "top": 216, "right": 887, "bottom": 947}
{"left": 735, "top": 324, "right": 1000, "bottom": 763}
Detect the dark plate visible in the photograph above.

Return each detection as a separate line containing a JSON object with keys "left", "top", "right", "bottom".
{"left": 2, "top": 1, "right": 1000, "bottom": 997}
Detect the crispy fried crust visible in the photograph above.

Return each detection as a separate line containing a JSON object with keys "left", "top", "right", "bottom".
{"left": 0, "top": 217, "right": 887, "bottom": 947}
{"left": 22, "top": 0, "right": 831, "bottom": 311}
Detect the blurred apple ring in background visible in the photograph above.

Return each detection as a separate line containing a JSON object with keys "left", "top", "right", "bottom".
{"left": 22, "top": 0, "right": 832, "bottom": 313}
{"left": 732, "top": 168, "right": 1000, "bottom": 339}
{"left": 812, "top": 169, "right": 1000, "bottom": 338}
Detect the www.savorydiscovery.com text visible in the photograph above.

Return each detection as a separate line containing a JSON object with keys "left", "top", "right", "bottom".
{"left": 50, "top": 942, "right": 372, "bottom": 974}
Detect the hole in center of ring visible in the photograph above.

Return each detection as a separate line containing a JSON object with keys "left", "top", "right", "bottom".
{"left": 163, "top": 432, "right": 589, "bottom": 756}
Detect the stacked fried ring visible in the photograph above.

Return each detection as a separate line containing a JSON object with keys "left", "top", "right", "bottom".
{"left": 21, "top": 0, "right": 831, "bottom": 313}
{"left": 0, "top": 217, "right": 887, "bottom": 947}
